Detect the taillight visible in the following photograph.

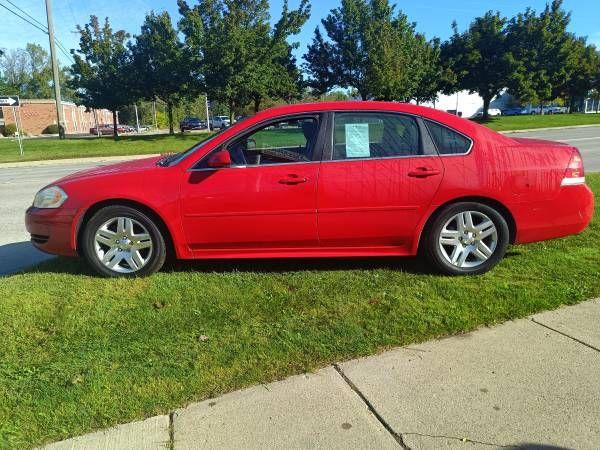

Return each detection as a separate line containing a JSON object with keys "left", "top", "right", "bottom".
{"left": 561, "top": 149, "right": 585, "bottom": 186}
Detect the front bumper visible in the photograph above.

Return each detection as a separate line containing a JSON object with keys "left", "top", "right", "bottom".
{"left": 25, "top": 207, "right": 79, "bottom": 256}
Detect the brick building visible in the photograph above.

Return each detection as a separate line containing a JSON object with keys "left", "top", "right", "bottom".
{"left": 0, "top": 99, "right": 112, "bottom": 136}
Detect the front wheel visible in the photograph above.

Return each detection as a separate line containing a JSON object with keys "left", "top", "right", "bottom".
{"left": 81, "top": 205, "right": 167, "bottom": 277}
{"left": 423, "top": 202, "right": 509, "bottom": 275}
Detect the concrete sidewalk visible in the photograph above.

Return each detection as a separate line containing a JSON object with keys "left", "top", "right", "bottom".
{"left": 40, "top": 298, "right": 600, "bottom": 450}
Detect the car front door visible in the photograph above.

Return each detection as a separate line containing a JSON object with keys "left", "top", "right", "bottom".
{"left": 317, "top": 111, "right": 444, "bottom": 251}
{"left": 181, "top": 115, "right": 324, "bottom": 254}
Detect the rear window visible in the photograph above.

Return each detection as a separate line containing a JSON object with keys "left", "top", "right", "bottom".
{"left": 425, "top": 120, "right": 471, "bottom": 155}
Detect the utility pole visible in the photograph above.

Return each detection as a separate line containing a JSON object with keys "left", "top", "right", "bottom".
{"left": 45, "top": 0, "right": 66, "bottom": 139}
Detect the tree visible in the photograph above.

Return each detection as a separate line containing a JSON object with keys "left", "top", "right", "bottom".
{"left": 70, "top": 16, "right": 134, "bottom": 138}
{"left": 561, "top": 38, "right": 599, "bottom": 111}
{"left": 178, "top": 0, "right": 310, "bottom": 118}
{"left": 442, "top": 12, "right": 512, "bottom": 119}
{"left": 130, "top": 11, "right": 193, "bottom": 134}
{"left": 505, "top": 0, "right": 574, "bottom": 112}
{"left": 303, "top": 27, "right": 336, "bottom": 96}
{"left": 303, "top": 0, "right": 435, "bottom": 101}
{"left": 412, "top": 38, "right": 450, "bottom": 104}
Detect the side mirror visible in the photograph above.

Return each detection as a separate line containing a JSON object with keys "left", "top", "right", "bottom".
{"left": 207, "top": 150, "right": 231, "bottom": 168}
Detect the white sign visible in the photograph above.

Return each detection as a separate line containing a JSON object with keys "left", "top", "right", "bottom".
{"left": 0, "top": 96, "right": 19, "bottom": 107}
{"left": 345, "top": 123, "right": 370, "bottom": 157}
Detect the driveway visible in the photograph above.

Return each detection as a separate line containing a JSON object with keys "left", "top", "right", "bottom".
{"left": 504, "top": 125, "right": 600, "bottom": 172}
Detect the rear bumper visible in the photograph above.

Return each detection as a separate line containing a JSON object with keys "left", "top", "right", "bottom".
{"left": 25, "top": 207, "right": 78, "bottom": 257}
{"left": 514, "top": 184, "right": 594, "bottom": 244}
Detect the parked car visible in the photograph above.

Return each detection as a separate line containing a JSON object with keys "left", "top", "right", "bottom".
{"left": 27, "top": 101, "right": 593, "bottom": 277}
{"left": 180, "top": 117, "right": 206, "bottom": 132}
{"left": 210, "top": 115, "right": 231, "bottom": 129}
{"left": 89, "top": 124, "right": 126, "bottom": 135}
{"left": 474, "top": 108, "right": 502, "bottom": 118}
{"left": 501, "top": 107, "right": 523, "bottom": 116}
{"left": 543, "top": 105, "right": 568, "bottom": 115}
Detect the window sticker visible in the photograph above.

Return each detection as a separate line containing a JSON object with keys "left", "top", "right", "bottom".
{"left": 345, "top": 123, "right": 370, "bottom": 157}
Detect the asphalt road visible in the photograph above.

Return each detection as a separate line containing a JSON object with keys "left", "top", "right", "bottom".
{"left": 0, "top": 124, "right": 598, "bottom": 275}
{"left": 504, "top": 125, "right": 600, "bottom": 172}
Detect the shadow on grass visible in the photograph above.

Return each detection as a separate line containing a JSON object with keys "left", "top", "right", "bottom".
{"left": 21, "top": 254, "right": 435, "bottom": 277}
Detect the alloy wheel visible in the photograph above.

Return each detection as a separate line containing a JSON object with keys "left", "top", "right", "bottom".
{"left": 438, "top": 210, "right": 498, "bottom": 269}
{"left": 93, "top": 216, "right": 153, "bottom": 274}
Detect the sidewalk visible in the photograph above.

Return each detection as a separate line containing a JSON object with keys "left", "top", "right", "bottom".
{"left": 41, "top": 298, "right": 600, "bottom": 449}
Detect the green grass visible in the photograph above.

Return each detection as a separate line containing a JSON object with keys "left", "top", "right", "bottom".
{"left": 1, "top": 175, "right": 599, "bottom": 449}
{"left": 0, "top": 133, "right": 209, "bottom": 164}
{"left": 475, "top": 112, "right": 600, "bottom": 131}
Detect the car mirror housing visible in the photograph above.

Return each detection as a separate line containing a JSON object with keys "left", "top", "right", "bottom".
{"left": 207, "top": 150, "right": 232, "bottom": 168}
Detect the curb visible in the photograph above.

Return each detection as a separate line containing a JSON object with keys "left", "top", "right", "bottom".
{"left": 500, "top": 124, "right": 600, "bottom": 134}
{"left": 0, "top": 154, "right": 160, "bottom": 169}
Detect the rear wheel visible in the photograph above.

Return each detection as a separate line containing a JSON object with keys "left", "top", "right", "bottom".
{"left": 81, "top": 205, "right": 166, "bottom": 277}
{"left": 423, "top": 202, "right": 509, "bottom": 275}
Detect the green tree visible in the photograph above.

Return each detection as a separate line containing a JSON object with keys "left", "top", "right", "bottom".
{"left": 505, "top": 0, "right": 574, "bottom": 112}
{"left": 130, "top": 11, "right": 193, "bottom": 134}
{"left": 442, "top": 12, "right": 512, "bottom": 119}
{"left": 178, "top": 0, "right": 309, "bottom": 117}
{"left": 303, "top": 27, "right": 336, "bottom": 96}
{"left": 304, "top": 0, "right": 434, "bottom": 101}
{"left": 562, "top": 38, "right": 599, "bottom": 111}
{"left": 70, "top": 16, "right": 134, "bottom": 138}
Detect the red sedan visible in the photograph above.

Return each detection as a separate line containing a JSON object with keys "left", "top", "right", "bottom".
{"left": 26, "top": 102, "right": 593, "bottom": 277}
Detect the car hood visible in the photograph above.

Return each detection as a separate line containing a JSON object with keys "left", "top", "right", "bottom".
{"left": 55, "top": 156, "right": 163, "bottom": 184}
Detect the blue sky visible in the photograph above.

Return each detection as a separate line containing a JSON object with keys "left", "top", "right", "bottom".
{"left": 1, "top": 0, "right": 599, "bottom": 66}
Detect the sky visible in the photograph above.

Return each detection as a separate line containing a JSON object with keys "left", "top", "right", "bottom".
{"left": 1, "top": 0, "right": 599, "bottom": 66}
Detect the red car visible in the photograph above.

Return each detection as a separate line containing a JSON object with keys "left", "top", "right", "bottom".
{"left": 27, "top": 101, "right": 593, "bottom": 277}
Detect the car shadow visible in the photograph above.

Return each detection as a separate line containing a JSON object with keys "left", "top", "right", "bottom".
{"left": 14, "top": 253, "right": 435, "bottom": 277}
{"left": 0, "top": 241, "right": 54, "bottom": 276}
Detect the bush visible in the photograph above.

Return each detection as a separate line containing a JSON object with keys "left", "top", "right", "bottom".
{"left": 42, "top": 124, "right": 60, "bottom": 134}
{"left": 1, "top": 123, "right": 17, "bottom": 137}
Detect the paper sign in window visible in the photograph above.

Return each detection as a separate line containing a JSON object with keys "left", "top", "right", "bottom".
{"left": 345, "top": 123, "right": 370, "bottom": 157}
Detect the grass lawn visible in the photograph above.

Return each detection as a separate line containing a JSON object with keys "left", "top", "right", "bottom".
{"left": 476, "top": 112, "right": 600, "bottom": 131}
{"left": 0, "top": 133, "right": 208, "bottom": 164}
{"left": 1, "top": 175, "right": 599, "bottom": 449}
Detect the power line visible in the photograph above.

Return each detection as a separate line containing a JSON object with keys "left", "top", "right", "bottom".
{"left": 0, "top": 1, "right": 48, "bottom": 34}
{"left": 3, "top": 0, "right": 47, "bottom": 31}
{"left": 0, "top": 0, "right": 75, "bottom": 64}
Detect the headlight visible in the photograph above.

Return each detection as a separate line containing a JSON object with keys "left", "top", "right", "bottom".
{"left": 33, "top": 186, "right": 68, "bottom": 208}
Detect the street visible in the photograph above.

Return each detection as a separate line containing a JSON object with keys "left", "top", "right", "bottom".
{"left": 504, "top": 125, "right": 600, "bottom": 172}
{"left": 1, "top": 125, "right": 599, "bottom": 275}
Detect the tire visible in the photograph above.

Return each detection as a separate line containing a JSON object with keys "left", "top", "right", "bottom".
{"left": 423, "top": 202, "right": 509, "bottom": 275}
{"left": 81, "top": 205, "right": 167, "bottom": 277}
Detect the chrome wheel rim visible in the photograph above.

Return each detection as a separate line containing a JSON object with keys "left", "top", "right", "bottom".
{"left": 438, "top": 211, "right": 498, "bottom": 269}
{"left": 94, "top": 217, "right": 153, "bottom": 273}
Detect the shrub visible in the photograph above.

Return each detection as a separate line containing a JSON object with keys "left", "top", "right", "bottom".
{"left": 1, "top": 123, "right": 18, "bottom": 137}
{"left": 42, "top": 124, "right": 60, "bottom": 134}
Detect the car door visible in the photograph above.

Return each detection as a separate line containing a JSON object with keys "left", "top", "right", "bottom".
{"left": 180, "top": 115, "right": 324, "bottom": 253}
{"left": 317, "top": 111, "right": 444, "bottom": 250}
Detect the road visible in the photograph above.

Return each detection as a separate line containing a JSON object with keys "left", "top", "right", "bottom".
{"left": 504, "top": 125, "right": 600, "bottom": 172}
{"left": 0, "top": 125, "right": 598, "bottom": 275}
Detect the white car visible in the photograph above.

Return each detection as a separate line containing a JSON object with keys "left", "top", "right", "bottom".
{"left": 474, "top": 108, "right": 502, "bottom": 118}
{"left": 210, "top": 116, "right": 231, "bottom": 129}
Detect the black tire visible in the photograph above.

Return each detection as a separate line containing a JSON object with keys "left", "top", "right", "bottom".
{"left": 423, "top": 202, "right": 510, "bottom": 275}
{"left": 81, "top": 205, "right": 167, "bottom": 277}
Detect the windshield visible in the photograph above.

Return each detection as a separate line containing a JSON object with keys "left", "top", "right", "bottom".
{"left": 157, "top": 128, "right": 228, "bottom": 167}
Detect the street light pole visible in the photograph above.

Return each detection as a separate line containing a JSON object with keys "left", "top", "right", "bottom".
{"left": 45, "top": 0, "right": 66, "bottom": 139}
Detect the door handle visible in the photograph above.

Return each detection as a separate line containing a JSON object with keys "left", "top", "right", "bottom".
{"left": 279, "top": 174, "right": 308, "bottom": 185}
{"left": 408, "top": 167, "right": 441, "bottom": 178}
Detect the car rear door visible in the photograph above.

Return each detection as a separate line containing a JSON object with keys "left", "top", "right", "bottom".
{"left": 316, "top": 111, "right": 444, "bottom": 251}
{"left": 180, "top": 114, "right": 326, "bottom": 254}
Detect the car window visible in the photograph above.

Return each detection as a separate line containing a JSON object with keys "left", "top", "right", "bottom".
{"left": 224, "top": 117, "right": 319, "bottom": 166}
{"left": 424, "top": 119, "right": 471, "bottom": 155}
{"left": 332, "top": 112, "right": 421, "bottom": 160}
